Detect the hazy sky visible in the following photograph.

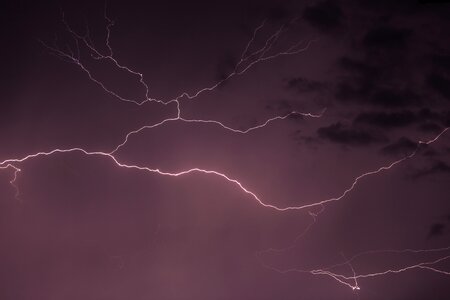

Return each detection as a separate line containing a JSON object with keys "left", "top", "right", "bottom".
{"left": 1, "top": 1, "right": 450, "bottom": 299}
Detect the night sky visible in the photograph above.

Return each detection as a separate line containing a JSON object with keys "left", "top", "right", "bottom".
{"left": 1, "top": 1, "right": 450, "bottom": 299}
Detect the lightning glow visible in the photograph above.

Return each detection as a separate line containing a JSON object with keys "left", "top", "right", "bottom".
{"left": 2, "top": 5, "right": 450, "bottom": 296}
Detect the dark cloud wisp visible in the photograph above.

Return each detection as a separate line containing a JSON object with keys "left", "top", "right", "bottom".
{"left": 317, "top": 122, "right": 385, "bottom": 146}
{"left": 302, "top": 0, "right": 343, "bottom": 33}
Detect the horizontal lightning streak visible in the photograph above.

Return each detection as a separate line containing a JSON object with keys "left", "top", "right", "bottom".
{"left": 257, "top": 257, "right": 360, "bottom": 290}
{"left": 322, "top": 246, "right": 450, "bottom": 272}
{"left": 110, "top": 109, "right": 326, "bottom": 154}
{"left": 312, "top": 254, "right": 450, "bottom": 284}
{"left": 4, "top": 6, "right": 450, "bottom": 296}
{"left": 254, "top": 128, "right": 450, "bottom": 290}
{"left": 260, "top": 250, "right": 450, "bottom": 290}
{"left": 1, "top": 127, "right": 448, "bottom": 213}
{"left": 8, "top": 14, "right": 327, "bottom": 210}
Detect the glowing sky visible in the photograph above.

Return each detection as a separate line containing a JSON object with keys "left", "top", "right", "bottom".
{"left": 1, "top": 1, "right": 450, "bottom": 299}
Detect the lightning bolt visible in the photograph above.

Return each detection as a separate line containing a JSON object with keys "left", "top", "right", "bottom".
{"left": 313, "top": 248, "right": 450, "bottom": 289}
{"left": 255, "top": 128, "right": 450, "bottom": 291}
{"left": 259, "top": 247, "right": 450, "bottom": 291}
{"left": 0, "top": 164, "right": 21, "bottom": 201}
{"left": 39, "top": 11, "right": 317, "bottom": 107}
{"left": 2, "top": 5, "right": 450, "bottom": 296}
{"left": 2, "top": 126, "right": 448, "bottom": 211}
{"left": 110, "top": 110, "right": 326, "bottom": 154}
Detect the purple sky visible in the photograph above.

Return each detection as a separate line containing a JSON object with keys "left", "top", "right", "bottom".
{"left": 1, "top": 1, "right": 450, "bottom": 299}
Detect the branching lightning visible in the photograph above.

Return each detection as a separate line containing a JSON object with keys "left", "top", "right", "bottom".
{"left": 2, "top": 6, "right": 450, "bottom": 295}
{"left": 39, "top": 12, "right": 316, "bottom": 108}
{"left": 259, "top": 247, "right": 450, "bottom": 290}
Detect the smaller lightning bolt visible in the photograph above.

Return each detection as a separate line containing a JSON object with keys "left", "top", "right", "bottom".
{"left": 1, "top": 127, "right": 448, "bottom": 211}
{"left": 260, "top": 247, "right": 450, "bottom": 290}
{"left": 0, "top": 164, "right": 21, "bottom": 201}
{"left": 7, "top": 9, "right": 325, "bottom": 206}
{"left": 33, "top": 7, "right": 450, "bottom": 214}
{"left": 279, "top": 126, "right": 450, "bottom": 211}
{"left": 344, "top": 254, "right": 360, "bottom": 291}
{"left": 257, "top": 254, "right": 362, "bottom": 291}
{"left": 256, "top": 128, "right": 449, "bottom": 291}
{"left": 256, "top": 205, "right": 325, "bottom": 263}
{"left": 323, "top": 245, "right": 450, "bottom": 270}
{"left": 110, "top": 109, "right": 326, "bottom": 154}
{"left": 40, "top": 10, "right": 316, "bottom": 107}
{"left": 316, "top": 253, "right": 450, "bottom": 285}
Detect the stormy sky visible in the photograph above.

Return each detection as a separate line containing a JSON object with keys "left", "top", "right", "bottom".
{"left": 1, "top": 0, "right": 450, "bottom": 299}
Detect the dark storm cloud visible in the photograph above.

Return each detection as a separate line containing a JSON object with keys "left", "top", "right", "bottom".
{"left": 426, "top": 72, "right": 450, "bottom": 100}
{"left": 329, "top": 18, "right": 431, "bottom": 111}
{"left": 362, "top": 26, "right": 411, "bottom": 52}
{"left": 339, "top": 57, "right": 379, "bottom": 78}
{"left": 418, "top": 108, "right": 442, "bottom": 120}
{"left": 419, "top": 122, "right": 442, "bottom": 133}
{"left": 357, "top": 0, "right": 421, "bottom": 13}
{"left": 265, "top": 99, "right": 293, "bottom": 113}
{"left": 327, "top": 0, "right": 450, "bottom": 126}
{"left": 216, "top": 51, "right": 238, "bottom": 81}
{"left": 428, "top": 222, "right": 445, "bottom": 238}
{"left": 334, "top": 55, "right": 421, "bottom": 108}
{"left": 417, "top": 108, "right": 450, "bottom": 129}
{"left": 292, "top": 132, "right": 318, "bottom": 146}
{"left": 441, "top": 111, "right": 450, "bottom": 126}
{"left": 370, "top": 88, "right": 420, "bottom": 108}
{"left": 285, "top": 77, "right": 326, "bottom": 93}
{"left": 334, "top": 82, "right": 362, "bottom": 103}
{"left": 380, "top": 137, "right": 417, "bottom": 156}
{"left": 430, "top": 54, "right": 450, "bottom": 74}
{"left": 317, "top": 122, "right": 385, "bottom": 146}
{"left": 335, "top": 83, "right": 420, "bottom": 108}
{"left": 265, "top": 2, "right": 291, "bottom": 21}
{"left": 240, "top": 0, "right": 295, "bottom": 24}
{"left": 422, "top": 148, "right": 440, "bottom": 158}
{"left": 381, "top": 89, "right": 418, "bottom": 109}
{"left": 354, "top": 110, "right": 417, "bottom": 129}
{"left": 412, "top": 160, "right": 450, "bottom": 179}
{"left": 417, "top": 109, "right": 450, "bottom": 127}
{"left": 335, "top": 57, "right": 378, "bottom": 101}
{"left": 302, "top": 0, "right": 343, "bottom": 33}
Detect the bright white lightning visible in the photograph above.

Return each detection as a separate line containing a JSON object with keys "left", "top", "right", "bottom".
{"left": 1, "top": 7, "right": 449, "bottom": 294}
